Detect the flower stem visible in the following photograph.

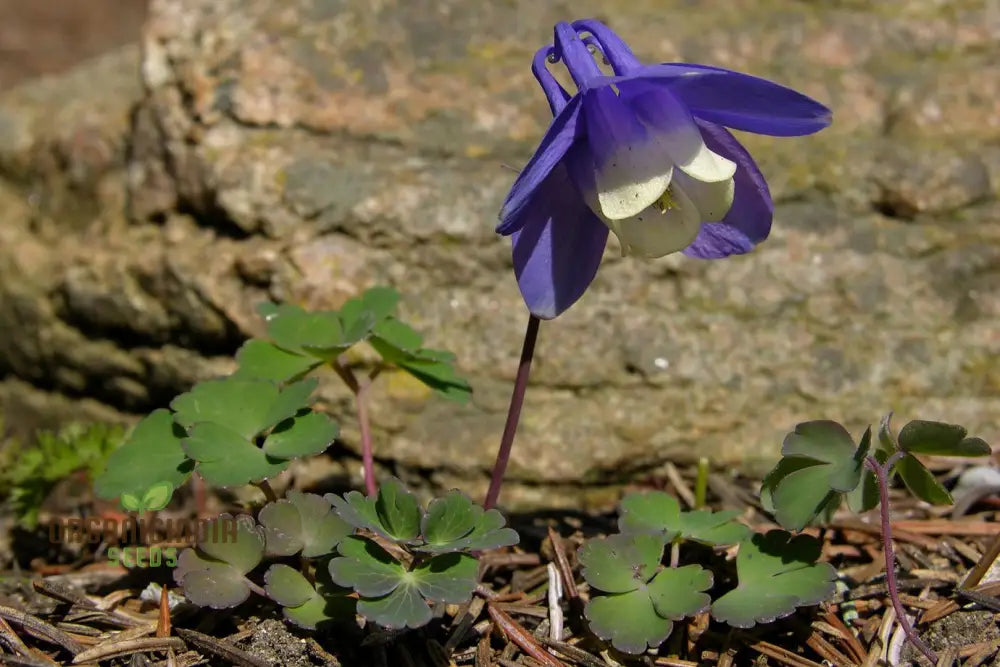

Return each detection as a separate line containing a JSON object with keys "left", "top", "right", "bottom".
{"left": 254, "top": 480, "right": 278, "bottom": 504}
{"left": 484, "top": 314, "right": 541, "bottom": 510}
{"left": 867, "top": 452, "right": 937, "bottom": 664}
{"left": 332, "top": 357, "right": 377, "bottom": 497}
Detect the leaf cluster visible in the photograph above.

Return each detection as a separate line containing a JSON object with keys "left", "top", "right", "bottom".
{"left": 93, "top": 287, "right": 472, "bottom": 511}
{"left": 94, "top": 376, "right": 336, "bottom": 510}
{"left": 579, "top": 491, "right": 834, "bottom": 654}
{"left": 761, "top": 417, "right": 991, "bottom": 531}
{"left": 326, "top": 478, "right": 519, "bottom": 629}
{"left": 171, "top": 481, "right": 518, "bottom": 632}
{"left": 235, "top": 287, "right": 471, "bottom": 402}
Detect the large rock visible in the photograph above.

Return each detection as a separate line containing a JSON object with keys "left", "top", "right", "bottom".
{"left": 1, "top": 0, "right": 998, "bottom": 508}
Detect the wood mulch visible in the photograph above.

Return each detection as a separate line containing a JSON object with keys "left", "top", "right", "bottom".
{"left": 0, "top": 459, "right": 998, "bottom": 666}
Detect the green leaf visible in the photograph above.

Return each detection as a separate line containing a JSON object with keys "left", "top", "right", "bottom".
{"left": 327, "top": 491, "right": 384, "bottom": 536}
{"left": 618, "top": 491, "right": 749, "bottom": 546}
{"left": 173, "top": 514, "right": 265, "bottom": 609}
{"left": 259, "top": 379, "right": 319, "bottom": 431}
{"left": 580, "top": 533, "right": 712, "bottom": 654}
{"left": 397, "top": 357, "right": 472, "bottom": 404}
{"left": 585, "top": 589, "right": 672, "bottom": 655}
{"left": 782, "top": 421, "right": 867, "bottom": 492}
{"left": 761, "top": 422, "right": 871, "bottom": 531}
{"left": 174, "top": 550, "right": 252, "bottom": 609}
{"left": 710, "top": 530, "right": 836, "bottom": 628}
{"left": 412, "top": 552, "right": 478, "bottom": 603}
{"left": 259, "top": 491, "right": 352, "bottom": 558}
{"left": 233, "top": 339, "right": 320, "bottom": 382}
{"left": 357, "top": 582, "right": 432, "bottom": 630}
{"left": 262, "top": 412, "right": 338, "bottom": 459}
{"left": 898, "top": 420, "right": 991, "bottom": 458}
{"left": 328, "top": 536, "right": 405, "bottom": 597}
{"left": 374, "top": 478, "right": 422, "bottom": 542}
{"left": 647, "top": 565, "right": 713, "bottom": 619}
{"left": 361, "top": 286, "right": 401, "bottom": 321}
{"left": 198, "top": 514, "right": 265, "bottom": 573}
{"left": 94, "top": 409, "right": 193, "bottom": 500}
{"left": 421, "top": 491, "right": 479, "bottom": 545}
{"left": 578, "top": 533, "right": 664, "bottom": 594}
{"left": 370, "top": 319, "right": 423, "bottom": 358}
{"left": 267, "top": 307, "right": 346, "bottom": 356}
{"left": 264, "top": 564, "right": 314, "bottom": 607}
{"left": 183, "top": 422, "right": 288, "bottom": 486}
{"left": 418, "top": 491, "right": 519, "bottom": 554}
{"left": 327, "top": 479, "right": 426, "bottom": 544}
{"left": 266, "top": 563, "right": 355, "bottom": 630}
{"left": 171, "top": 379, "right": 282, "bottom": 440}
{"left": 894, "top": 454, "right": 953, "bottom": 505}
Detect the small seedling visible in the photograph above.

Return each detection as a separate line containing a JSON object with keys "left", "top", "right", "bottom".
{"left": 94, "top": 286, "right": 472, "bottom": 507}
{"left": 761, "top": 415, "right": 990, "bottom": 664}
{"left": 327, "top": 478, "right": 519, "bottom": 629}
{"left": 579, "top": 533, "right": 712, "bottom": 654}
{"left": 579, "top": 490, "right": 829, "bottom": 655}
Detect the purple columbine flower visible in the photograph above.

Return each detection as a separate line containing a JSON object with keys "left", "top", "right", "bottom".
{"left": 498, "top": 19, "right": 832, "bottom": 319}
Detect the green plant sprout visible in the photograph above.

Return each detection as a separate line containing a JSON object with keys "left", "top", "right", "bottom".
{"left": 578, "top": 489, "right": 835, "bottom": 655}
{"left": 761, "top": 416, "right": 990, "bottom": 664}
{"left": 94, "top": 286, "right": 471, "bottom": 509}
{"left": 1, "top": 422, "right": 125, "bottom": 527}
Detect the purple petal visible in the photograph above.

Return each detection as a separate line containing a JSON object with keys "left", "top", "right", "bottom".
{"left": 497, "top": 95, "right": 583, "bottom": 236}
{"left": 512, "top": 163, "right": 608, "bottom": 319}
{"left": 625, "top": 63, "right": 832, "bottom": 137}
{"left": 532, "top": 46, "right": 571, "bottom": 116}
{"left": 682, "top": 120, "right": 773, "bottom": 259}
{"left": 553, "top": 22, "right": 603, "bottom": 89}
{"left": 682, "top": 223, "right": 755, "bottom": 259}
{"left": 581, "top": 85, "right": 649, "bottom": 170}
{"left": 572, "top": 19, "right": 641, "bottom": 74}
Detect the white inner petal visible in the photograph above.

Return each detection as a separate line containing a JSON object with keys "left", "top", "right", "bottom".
{"left": 607, "top": 184, "right": 702, "bottom": 258}
{"left": 673, "top": 171, "right": 735, "bottom": 222}
{"left": 651, "top": 124, "right": 736, "bottom": 183}
{"left": 595, "top": 145, "right": 673, "bottom": 221}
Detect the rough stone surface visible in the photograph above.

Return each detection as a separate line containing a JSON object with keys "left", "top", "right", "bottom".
{"left": 1, "top": 0, "right": 999, "bottom": 508}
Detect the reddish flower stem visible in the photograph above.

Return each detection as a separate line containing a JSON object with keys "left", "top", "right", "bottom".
{"left": 332, "top": 358, "right": 377, "bottom": 497}
{"left": 867, "top": 452, "right": 937, "bottom": 664}
{"left": 484, "top": 314, "right": 540, "bottom": 510}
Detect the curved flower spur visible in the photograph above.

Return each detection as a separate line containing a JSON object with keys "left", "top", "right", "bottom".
{"left": 498, "top": 19, "right": 832, "bottom": 319}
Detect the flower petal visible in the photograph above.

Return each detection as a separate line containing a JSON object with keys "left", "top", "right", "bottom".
{"left": 697, "top": 119, "right": 772, "bottom": 243}
{"left": 632, "top": 63, "right": 832, "bottom": 136}
{"left": 673, "top": 172, "right": 735, "bottom": 222}
{"left": 572, "top": 19, "right": 641, "bottom": 74}
{"left": 497, "top": 95, "right": 584, "bottom": 236}
{"left": 511, "top": 164, "right": 609, "bottom": 319}
{"left": 583, "top": 86, "right": 673, "bottom": 221}
{"left": 619, "top": 81, "right": 736, "bottom": 184}
{"left": 681, "top": 223, "right": 755, "bottom": 259}
{"left": 611, "top": 184, "right": 702, "bottom": 258}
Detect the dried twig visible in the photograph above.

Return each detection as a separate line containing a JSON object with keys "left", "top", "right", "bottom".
{"left": 72, "top": 637, "right": 186, "bottom": 664}
{"left": 0, "top": 604, "right": 85, "bottom": 656}
{"left": 487, "top": 603, "right": 564, "bottom": 667}
{"left": 175, "top": 627, "right": 271, "bottom": 667}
